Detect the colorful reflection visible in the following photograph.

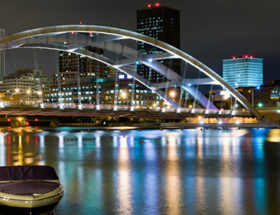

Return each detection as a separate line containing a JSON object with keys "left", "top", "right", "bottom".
{"left": 0, "top": 128, "right": 277, "bottom": 214}
{"left": 166, "top": 132, "right": 182, "bottom": 215}
{"left": 117, "top": 135, "right": 132, "bottom": 214}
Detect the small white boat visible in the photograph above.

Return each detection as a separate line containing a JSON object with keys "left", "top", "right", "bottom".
{"left": 0, "top": 165, "right": 64, "bottom": 215}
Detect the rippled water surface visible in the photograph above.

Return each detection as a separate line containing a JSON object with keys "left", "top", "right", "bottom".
{"left": 0, "top": 127, "right": 280, "bottom": 215}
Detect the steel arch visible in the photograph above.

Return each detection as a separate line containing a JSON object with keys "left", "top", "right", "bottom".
{"left": 0, "top": 25, "right": 261, "bottom": 118}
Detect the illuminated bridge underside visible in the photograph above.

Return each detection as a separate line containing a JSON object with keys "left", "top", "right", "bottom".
{"left": 0, "top": 25, "right": 261, "bottom": 118}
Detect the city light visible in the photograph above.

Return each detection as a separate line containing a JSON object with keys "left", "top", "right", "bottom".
{"left": 221, "top": 90, "right": 230, "bottom": 99}
{"left": 59, "top": 103, "right": 64, "bottom": 110}
{"left": 26, "top": 89, "right": 31, "bottom": 95}
{"left": 148, "top": 58, "right": 153, "bottom": 63}
{"left": 78, "top": 104, "right": 83, "bottom": 110}
{"left": 235, "top": 120, "right": 240, "bottom": 125}
{"left": 155, "top": 2, "right": 160, "bottom": 7}
{"left": 37, "top": 91, "right": 42, "bottom": 95}
{"left": 40, "top": 103, "right": 45, "bottom": 109}
{"left": 218, "top": 120, "right": 223, "bottom": 125}
{"left": 17, "top": 117, "right": 23, "bottom": 122}
{"left": 258, "top": 102, "right": 263, "bottom": 108}
{"left": 232, "top": 110, "right": 236, "bottom": 115}
{"left": 96, "top": 105, "right": 100, "bottom": 111}
{"left": 15, "top": 88, "right": 20, "bottom": 93}
{"left": 121, "top": 91, "right": 127, "bottom": 99}
{"left": 130, "top": 106, "right": 135, "bottom": 111}
{"left": 169, "top": 90, "right": 176, "bottom": 98}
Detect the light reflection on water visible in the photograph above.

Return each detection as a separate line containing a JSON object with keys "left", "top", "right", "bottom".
{"left": 0, "top": 128, "right": 279, "bottom": 214}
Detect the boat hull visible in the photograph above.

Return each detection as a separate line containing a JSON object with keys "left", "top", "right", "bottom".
{"left": 0, "top": 202, "right": 59, "bottom": 215}
{"left": 0, "top": 185, "right": 63, "bottom": 215}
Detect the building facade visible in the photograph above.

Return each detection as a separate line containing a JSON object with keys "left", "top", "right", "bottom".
{"left": 0, "top": 69, "right": 52, "bottom": 104}
{"left": 137, "top": 3, "right": 180, "bottom": 83}
{"left": 223, "top": 55, "right": 263, "bottom": 88}
{"left": 0, "top": 29, "right": 5, "bottom": 81}
{"left": 238, "top": 85, "right": 280, "bottom": 108}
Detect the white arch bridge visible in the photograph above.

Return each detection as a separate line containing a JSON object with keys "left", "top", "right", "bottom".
{"left": 0, "top": 25, "right": 261, "bottom": 119}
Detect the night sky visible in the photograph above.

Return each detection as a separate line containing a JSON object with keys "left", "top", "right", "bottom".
{"left": 1, "top": 0, "right": 279, "bottom": 82}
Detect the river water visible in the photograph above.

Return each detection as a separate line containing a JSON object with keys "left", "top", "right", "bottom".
{"left": 0, "top": 127, "right": 280, "bottom": 215}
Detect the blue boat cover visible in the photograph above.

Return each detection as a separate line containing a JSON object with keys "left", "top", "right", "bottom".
{"left": 0, "top": 166, "right": 59, "bottom": 181}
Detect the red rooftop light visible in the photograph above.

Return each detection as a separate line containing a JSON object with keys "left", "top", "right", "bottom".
{"left": 232, "top": 56, "right": 236, "bottom": 59}
{"left": 147, "top": 4, "right": 151, "bottom": 8}
{"left": 155, "top": 2, "right": 160, "bottom": 7}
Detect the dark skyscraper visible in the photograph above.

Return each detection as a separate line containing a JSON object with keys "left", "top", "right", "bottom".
{"left": 137, "top": 3, "right": 180, "bottom": 83}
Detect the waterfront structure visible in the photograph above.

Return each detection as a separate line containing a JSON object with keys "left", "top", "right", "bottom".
{"left": 0, "top": 25, "right": 262, "bottom": 118}
{"left": 0, "top": 69, "right": 52, "bottom": 104}
{"left": 0, "top": 29, "right": 5, "bottom": 80}
{"left": 137, "top": 3, "right": 180, "bottom": 82}
{"left": 223, "top": 55, "right": 263, "bottom": 88}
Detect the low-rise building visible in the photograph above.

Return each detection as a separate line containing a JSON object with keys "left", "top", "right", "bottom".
{"left": 0, "top": 69, "right": 52, "bottom": 104}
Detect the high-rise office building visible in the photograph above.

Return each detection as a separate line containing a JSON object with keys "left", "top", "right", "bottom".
{"left": 59, "top": 47, "right": 108, "bottom": 79}
{"left": 223, "top": 55, "right": 263, "bottom": 88}
{"left": 137, "top": 3, "right": 180, "bottom": 83}
{"left": 0, "top": 29, "right": 5, "bottom": 80}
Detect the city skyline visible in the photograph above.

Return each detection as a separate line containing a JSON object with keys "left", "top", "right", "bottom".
{"left": 0, "top": 0, "right": 279, "bottom": 82}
